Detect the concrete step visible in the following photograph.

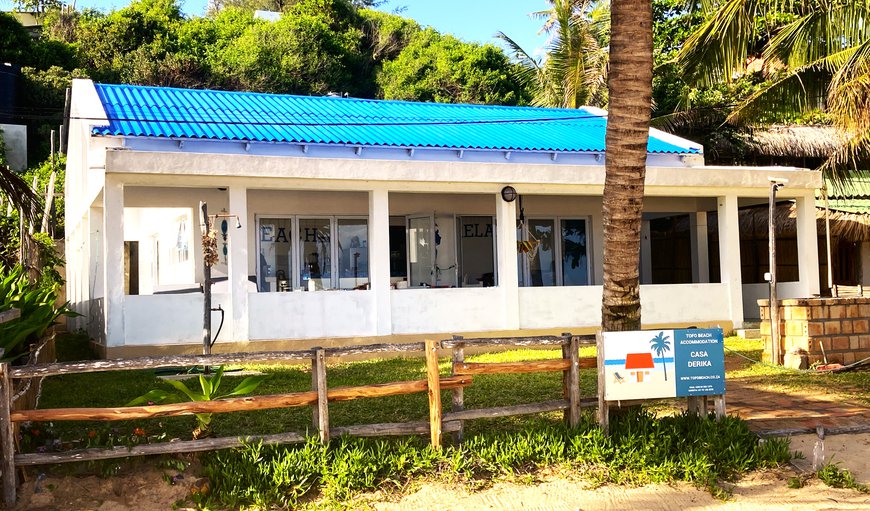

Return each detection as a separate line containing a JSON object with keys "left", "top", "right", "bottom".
{"left": 736, "top": 328, "right": 761, "bottom": 339}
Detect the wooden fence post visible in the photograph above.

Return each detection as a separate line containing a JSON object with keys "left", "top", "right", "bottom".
{"left": 0, "top": 363, "right": 16, "bottom": 507}
{"left": 450, "top": 336, "right": 465, "bottom": 444}
{"left": 596, "top": 331, "right": 608, "bottom": 434}
{"left": 311, "top": 348, "right": 330, "bottom": 444}
{"left": 563, "top": 333, "right": 581, "bottom": 428}
{"left": 425, "top": 339, "right": 442, "bottom": 449}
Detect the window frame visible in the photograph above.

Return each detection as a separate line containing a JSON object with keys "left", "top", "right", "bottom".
{"left": 518, "top": 216, "right": 592, "bottom": 287}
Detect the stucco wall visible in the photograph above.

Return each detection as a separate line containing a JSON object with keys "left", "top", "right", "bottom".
{"left": 390, "top": 287, "right": 504, "bottom": 334}
{"left": 123, "top": 293, "right": 229, "bottom": 345}
{"left": 248, "top": 290, "right": 376, "bottom": 340}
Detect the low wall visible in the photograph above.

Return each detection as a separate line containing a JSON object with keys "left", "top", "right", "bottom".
{"left": 758, "top": 297, "right": 870, "bottom": 365}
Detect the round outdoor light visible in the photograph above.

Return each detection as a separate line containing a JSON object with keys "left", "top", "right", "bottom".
{"left": 501, "top": 185, "right": 518, "bottom": 202}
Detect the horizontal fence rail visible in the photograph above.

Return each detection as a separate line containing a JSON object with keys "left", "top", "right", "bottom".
{"left": 0, "top": 333, "right": 595, "bottom": 507}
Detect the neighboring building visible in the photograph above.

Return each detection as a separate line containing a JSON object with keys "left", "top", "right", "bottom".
{"left": 64, "top": 80, "right": 822, "bottom": 357}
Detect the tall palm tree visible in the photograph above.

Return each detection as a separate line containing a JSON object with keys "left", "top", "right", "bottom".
{"left": 600, "top": 0, "right": 654, "bottom": 331}
{"left": 678, "top": 0, "right": 870, "bottom": 186}
{"left": 498, "top": 0, "right": 610, "bottom": 108}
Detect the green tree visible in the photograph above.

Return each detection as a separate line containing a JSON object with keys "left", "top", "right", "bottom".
{"left": 498, "top": 0, "right": 610, "bottom": 108}
{"left": 649, "top": 331, "right": 671, "bottom": 380}
{"left": 601, "top": 0, "right": 654, "bottom": 332}
{"left": 378, "top": 28, "right": 527, "bottom": 105}
{"left": 213, "top": 0, "right": 366, "bottom": 94}
{"left": 678, "top": 0, "right": 870, "bottom": 182}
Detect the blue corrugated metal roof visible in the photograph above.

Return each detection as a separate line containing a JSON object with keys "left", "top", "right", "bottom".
{"left": 91, "top": 83, "right": 701, "bottom": 154}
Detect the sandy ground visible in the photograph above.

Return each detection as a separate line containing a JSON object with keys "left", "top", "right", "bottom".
{"left": 10, "top": 435, "right": 870, "bottom": 510}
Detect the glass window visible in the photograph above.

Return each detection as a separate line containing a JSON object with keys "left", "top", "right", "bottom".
{"left": 529, "top": 219, "right": 556, "bottom": 286}
{"left": 337, "top": 218, "right": 369, "bottom": 289}
{"left": 561, "top": 219, "right": 589, "bottom": 285}
{"left": 258, "top": 218, "right": 293, "bottom": 292}
{"left": 389, "top": 223, "right": 408, "bottom": 278}
{"left": 458, "top": 216, "right": 495, "bottom": 287}
{"left": 299, "top": 218, "right": 332, "bottom": 290}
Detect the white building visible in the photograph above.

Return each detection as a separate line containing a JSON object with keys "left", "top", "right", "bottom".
{"left": 65, "top": 80, "right": 822, "bottom": 357}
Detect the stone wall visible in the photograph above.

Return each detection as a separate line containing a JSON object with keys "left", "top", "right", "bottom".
{"left": 758, "top": 297, "right": 870, "bottom": 366}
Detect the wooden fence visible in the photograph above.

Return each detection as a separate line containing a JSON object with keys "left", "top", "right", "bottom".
{"left": 0, "top": 333, "right": 596, "bottom": 507}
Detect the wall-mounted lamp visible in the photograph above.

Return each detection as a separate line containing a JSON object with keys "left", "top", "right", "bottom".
{"left": 501, "top": 185, "right": 518, "bottom": 203}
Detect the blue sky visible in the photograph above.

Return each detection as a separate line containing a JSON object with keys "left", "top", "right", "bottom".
{"left": 2, "top": 0, "right": 552, "bottom": 58}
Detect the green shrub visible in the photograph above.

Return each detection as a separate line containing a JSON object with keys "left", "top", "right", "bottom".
{"left": 0, "top": 264, "right": 73, "bottom": 360}
{"left": 200, "top": 409, "right": 790, "bottom": 507}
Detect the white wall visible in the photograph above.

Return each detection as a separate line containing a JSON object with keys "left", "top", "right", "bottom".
{"left": 640, "top": 283, "right": 730, "bottom": 324}
{"left": 742, "top": 282, "right": 805, "bottom": 320}
{"left": 390, "top": 287, "right": 504, "bottom": 334}
{"left": 0, "top": 124, "right": 27, "bottom": 171}
{"left": 123, "top": 293, "right": 229, "bottom": 345}
{"left": 518, "top": 286, "right": 602, "bottom": 329}
{"left": 248, "top": 291, "right": 376, "bottom": 340}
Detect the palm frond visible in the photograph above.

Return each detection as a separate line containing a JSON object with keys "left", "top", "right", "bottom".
{"left": 725, "top": 67, "right": 829, "bottom": 125}
{"left": 0, "top": 165, "right": 40, "bottom": 222}
{"left": 678, "top": 0, "right": 763, "bottom": 86}
{"left": 828, "top": 39, "right": 870, "bottom": 134}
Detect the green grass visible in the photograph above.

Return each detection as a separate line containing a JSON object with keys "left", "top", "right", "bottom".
{"left": 199, "top": 409, "right": 790, "bottom": 509}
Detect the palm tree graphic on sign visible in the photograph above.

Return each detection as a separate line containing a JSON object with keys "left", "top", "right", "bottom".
{"left": 649, "top": 332, "right": 672, "bottom": 381}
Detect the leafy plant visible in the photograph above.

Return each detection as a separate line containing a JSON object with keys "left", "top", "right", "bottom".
{"left": 0, "top": 264, "right": 73, "bottom": 360}
{"left": 817, "top": 463, "right": 870, "bottom": 493}
{"left": 127, "top": 366, "right": 267, "bottom": 438}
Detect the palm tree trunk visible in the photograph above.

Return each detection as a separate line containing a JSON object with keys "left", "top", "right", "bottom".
{"left": 601, "top": 0, "right": 653, "bottom": 332}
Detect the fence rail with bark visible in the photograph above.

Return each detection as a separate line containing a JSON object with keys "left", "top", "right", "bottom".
{"left": 0, "top": 333, "right": 596, "bottom": 507}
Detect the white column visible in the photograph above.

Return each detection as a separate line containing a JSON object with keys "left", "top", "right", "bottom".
{"left": 102, "top": 176, "right": 125, "bottom": 346}
{"left": 690, "top": 211, "right": 710, "bottom": 283}
{"left": 496, "top": 194, "right": 519, "bottom": 329}
{"left": 591, "top": 211, "right": 604, "bottom": 285}
{"left": 369, "top": 189, "right": 392, "bottom": 335}
{"left": 795, "top": 193, "right": 821, "bottom": 297}
{"left": 640, "top": 220, "right": 652, "bottom": 285}
{"left": 717, "top": 195, "right": 744, "bottom": 328}
{"left": 228, "top": 186, "right": 249, "bottom": 341}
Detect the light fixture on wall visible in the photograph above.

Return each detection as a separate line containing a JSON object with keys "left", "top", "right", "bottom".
{"left": 501, "top": 185, "right": 518, "bottom": 203}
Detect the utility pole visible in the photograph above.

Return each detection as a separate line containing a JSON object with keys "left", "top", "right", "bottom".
{"left": 768, "top": 179, "right": 787, "bottom": 365}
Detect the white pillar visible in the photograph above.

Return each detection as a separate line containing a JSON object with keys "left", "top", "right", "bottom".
{"left": 591, "top": 211, "right": 604, "bottom": 285}
{"left": 690, "top": 211, "right": 710, "bottom": 283}
{"left": 717, "top": 195, "right": 744, "bottom": 328}
{"left": 228, "top": 186, "right": 249, "bottom": 341}
{"left": 640, "top": 220, "right": 652, "bottom": 285}
{"left": 369, "top": 189, "right": 392, "bottom": 335}
{"left": 795, "top": 194, "right": 820, "bottom": 296}
{"left": 496, "top": 194, "right": 519, "bottom": 329}
{"left": 102, "top": 176, "right": 125, "bottom": 346}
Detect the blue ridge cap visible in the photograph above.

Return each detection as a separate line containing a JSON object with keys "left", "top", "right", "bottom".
{"left": 91, "top": 83, "right": 701, "bottom": 155}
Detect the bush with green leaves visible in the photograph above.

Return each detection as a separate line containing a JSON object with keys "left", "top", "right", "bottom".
{"left": 127, "top": 365, "right": 267, "bottom": 438}
{"left": 200, "top": 408, "right": 790, "bottom": 507}
{"left": 0, "top": 264, "right": 72, "bottom": 361}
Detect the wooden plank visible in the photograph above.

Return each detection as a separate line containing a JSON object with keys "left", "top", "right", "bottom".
{"left": 566, "top": 335, "right": 581, "bottom": 428}
{"left": 453, "top": 359, "right": 570, "bottom": 375}
{"left": 425, "top": 339, "right": 442, "bottom": 449}
{"left": 757, "top": 424, "right": 870, "bottom": 438}
{"left": 326, "top": 342, "right": 426, "bottom": 358}
{"left": 0, "top": 364, "right": 16, "bottom": 507}
{"left": 10, "top": 350, "right": 316, "bottom": 379}
{"left": 11, "top": 376, "right": 474, "bottom": 423}
{"left": 596, "top": 331, "right": 608, "bottom": 434}
{"left": 313, "top": 349, "right": 329, "bottom": 444}
{"left": 331, "top": 420, "right": 461, "bottom": 438}
{"left": 444, "top": 399, "right": 571, "bottom": 421}
{"left": 441, "top": 335, "right": 568, "bottom": 348}
{"left": 14, "top": 431, "right": 307, "bottom": 466}
{"left": 0, "top": 309, "right": 20, "bottom": 325}
{"left": 451, "top": 338, "right": 465, "bottom": 443}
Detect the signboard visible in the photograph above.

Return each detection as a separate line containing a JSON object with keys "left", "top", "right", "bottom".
{"left": 602, "top": 328, "right": 724, "bottom": 401}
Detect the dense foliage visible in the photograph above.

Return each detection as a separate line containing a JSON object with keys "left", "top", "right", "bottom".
{"left": 0, "top": 264, "right": 71, "bottom": 361}
{"left": 201, "top": 409, "right": 790, "bottom": 507}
